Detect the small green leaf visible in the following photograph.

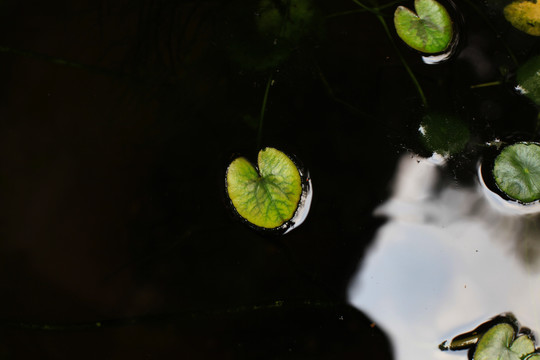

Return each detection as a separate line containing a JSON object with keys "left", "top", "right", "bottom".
{"left": 475, "top": 323, "right": 522, "bottom": 360}
{"left": 516, "top": 55, "right": 540, "bottom": 106}
{"left": 493, "top": 143, "right": 540, "bottom": 203}
{"left": 394, "top": 0, "right": 453, "bottom": 53}
{"left": 504, "top": 0, "right": 540, "bottom": 36}
{"left": 226, "top": 147, "right": 302, "bottom": 229}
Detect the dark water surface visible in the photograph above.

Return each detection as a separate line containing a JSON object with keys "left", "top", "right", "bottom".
{"left": 0, "top": 0, "right": 539, "bottom": 359}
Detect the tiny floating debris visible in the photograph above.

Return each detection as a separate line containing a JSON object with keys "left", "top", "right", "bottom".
{"left": 418, "top": 112, "right": 470, "bottom": 156}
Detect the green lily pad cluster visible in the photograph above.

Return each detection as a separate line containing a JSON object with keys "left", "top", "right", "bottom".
{"left": 493, "top": 142, "right": 540, "bottom": 203}
{"left": 504, "top": 0, "right": 540, "bottom": 37}
{"left": 394, "top": 0, "right": 453, "bottom": 53}
{"left": 226, "top": 147, "right": 303, "bottom": 229}
{"left": 441, "top": 313, "right": 540, "bottom": 360}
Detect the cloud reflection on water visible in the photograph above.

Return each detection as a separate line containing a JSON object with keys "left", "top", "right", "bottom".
{"left": 348, "top": 153, "right": 540, "bottom": 360}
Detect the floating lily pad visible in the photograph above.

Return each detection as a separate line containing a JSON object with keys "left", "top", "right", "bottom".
{"left": 504, "top": 0, "right": 540, "bottom": 36}
{"left": 419, "top": 113, "right": 469, "bottom": 155}
{"left": 475, "top": 323, "right": 535, "bottom": 360}
{"left": 226, "top": 147, "right": 302, "bottom": 229}
{"left": 394, "top": 0, "right": 453, "bottom": 53}
{"left": 516, "top": 55, "right": 540, "bottom": 106}
{"left": 493, "top": 143, "right": 540, "bottom": 203}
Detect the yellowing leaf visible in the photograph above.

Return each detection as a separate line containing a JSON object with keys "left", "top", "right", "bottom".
{"left": 504, "top": 0, "right": 540, "bottom": 36}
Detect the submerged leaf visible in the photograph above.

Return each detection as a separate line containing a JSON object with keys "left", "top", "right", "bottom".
{"left": 257, "top": 0, "right": 316, "bottom": 43}
{"left": 493, "top": 143, "right": 540, "bottom": 203}
{"left": 226, "top": 147, "right": 302, "bottom": 229}
{"left": 504, "top": 0, "right": 540, "bottom": 36}
{"left": 419, "top": 113, "right": 469, "bottom": 155}
{"left": 394, "top": 0, "right": 453, "bottom": 53}
{"left": 221, "top": 0, "right": 320, "bottom": 71}
{"left": 516, "top": 55, "right": 540, "bottom": 106}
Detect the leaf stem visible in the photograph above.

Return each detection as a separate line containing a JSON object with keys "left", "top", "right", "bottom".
{"left": 328, "top": 0, "right": 403, "bottom": 18}
{"left": 351, "top": 0, "right": 382, "bottom": 16}
{"left": 257, "top": 74, "right": 273, "bottom": 149}
{"left": 0, "top": 45, "right": 125, "bottom": 78}
{"left": 0, "top": 299, "right": 339, "bottom": 331}
{"left": 326, "top": 8, "right": 369, "bottom": 18}
{"left": 470, "top": 80, "right": 503, "bottom": 89}
{"left": 316, "top": 64, "right": 373, "bottom": 118}
{"left": 376, "top": 14, "right": 428, "bottom": 108}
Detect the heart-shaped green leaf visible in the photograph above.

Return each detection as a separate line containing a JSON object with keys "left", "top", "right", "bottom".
{"left": 493, "top": 143, "right": 540, "bottom": 203}
{"left": 475, "top": 323, "right": 535, "bottom": 360}
{"left": 226, "top": 147, "right": 302, "bottom": 229}
{"left": 394, "top": 0, "right": 453, "bottom": 53}
{"left": 517, "top": 55, "right": 540, "bottom": 106}
{"left": 504, "top": 0, "right": 540, "bottom": 36}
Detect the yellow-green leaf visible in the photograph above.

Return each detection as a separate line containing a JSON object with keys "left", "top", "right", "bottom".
{"left": 504, "top": 0, "right": 540, "bottom": 36}
{"left": 226, "top": 147, "right": 302, "bottom": 229}
{"left": 516, "top": 55, "right": 540, "bottom": 106}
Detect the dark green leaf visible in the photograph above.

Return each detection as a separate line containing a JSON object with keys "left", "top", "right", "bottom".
{"left": 516, "top": 55, "right": 540, "bottom": 106}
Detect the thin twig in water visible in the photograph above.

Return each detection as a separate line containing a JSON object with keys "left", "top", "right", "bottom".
{"left": 257, "top": 74, "right": 273, "bottom": 149}
{"left": 376, "top": 14, "right": 428, "bottom": 107}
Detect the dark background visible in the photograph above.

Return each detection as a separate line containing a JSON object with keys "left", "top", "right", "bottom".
{"left": 0, "top": 0, "right": 538, "bottom": 358}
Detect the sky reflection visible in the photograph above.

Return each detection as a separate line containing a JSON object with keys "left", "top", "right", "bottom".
{"left": 348, "top": 154, "right": 540, "bottom": 360}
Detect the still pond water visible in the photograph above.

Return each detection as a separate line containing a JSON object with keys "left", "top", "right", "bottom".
{"left": 1, "top": 0, "right": 540, "bottom": 359}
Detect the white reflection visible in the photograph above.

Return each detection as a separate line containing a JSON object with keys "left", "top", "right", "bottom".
{"left": 284, "top": 172, "right": 313, "bottom": 235}
{"left": 477, "top": 162, "right": 540, "bottom": 215}
{"left": 348, "top": 154, "right": 540, "bottom": 360}
{"left": 422, "top": 51, "right": 453, "bottom": 65}
{"left": 422, "top": 32, "right": 459, "bottom": 65}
